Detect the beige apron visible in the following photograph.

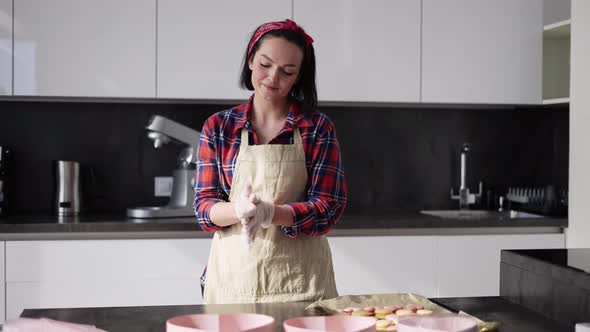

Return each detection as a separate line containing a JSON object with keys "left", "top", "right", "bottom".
{"left": 204, "top": 128, "right": 338, "bottom": 304}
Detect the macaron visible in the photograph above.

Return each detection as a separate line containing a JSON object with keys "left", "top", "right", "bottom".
{"left": 417, "top": 309, "right": 433, "bottom": 315}
{"left": 385, "top": 314, "right": 397, "bottom": 322}
{"left": 395, "top": 309, "right": 414, "bottom": 316}
{"left": 351, "top": 310, "right": 371, "bottom": 317}
{"left": 375, "top": 319, "right": 392, "bottom": 329}
{"left": 375, "top": 308, "right": 393, "bottom": 315}
{"left": 405, "top": 304, "right": 424, "bottom": 312}
{"left": 385, "top": 305, "right": 402, "bottom": 312}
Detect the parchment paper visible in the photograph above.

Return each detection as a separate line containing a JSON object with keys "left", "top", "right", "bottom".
{"left": 305, "top": 293, "right": 499, "bottom": 332}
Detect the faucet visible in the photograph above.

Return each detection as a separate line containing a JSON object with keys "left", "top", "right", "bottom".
{"left": 450, "top": 143, "right": 482, "bottom": 209}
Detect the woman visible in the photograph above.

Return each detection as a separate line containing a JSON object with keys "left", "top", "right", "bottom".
{"left": 194, "top": 19, "right": 347, "bottom": 304}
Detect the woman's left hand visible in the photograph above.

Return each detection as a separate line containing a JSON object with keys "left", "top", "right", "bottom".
{"left": 252, "top": 196, "right": 275, "bottom": 229}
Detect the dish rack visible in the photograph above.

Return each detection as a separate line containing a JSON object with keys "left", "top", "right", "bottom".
{"left": 505, "top": 185, "right": 568, "bottom": 216}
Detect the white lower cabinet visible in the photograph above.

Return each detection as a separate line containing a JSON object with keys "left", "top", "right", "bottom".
{"left": 436, "top": 233, "right": 565, "bottom": 297}
{"left": 0, "top": 241, "right": 5, "bottom": 322}
{"left": 328, "top": 236, "right": 439, "bottom": 298}
{"left": 5, "top": 239, "right": 212, "bottom": 320}
{"left": 3, "top": 233, "right": 566, "bottom": 319}
{"left": 328, "top": 233, "right": 565, "bottom": 299}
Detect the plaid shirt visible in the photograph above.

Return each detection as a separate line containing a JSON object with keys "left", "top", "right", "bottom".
{"left": 193, "top": 96, "right": 347, "bottom": 238}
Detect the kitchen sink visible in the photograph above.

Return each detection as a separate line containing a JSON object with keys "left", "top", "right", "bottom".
{"left": 420, "top": 209, "right": 545, "bottom": 220}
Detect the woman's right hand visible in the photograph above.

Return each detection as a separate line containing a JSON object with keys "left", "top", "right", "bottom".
{"left": 234, "top": 183, "right": 258, "bottom": 222}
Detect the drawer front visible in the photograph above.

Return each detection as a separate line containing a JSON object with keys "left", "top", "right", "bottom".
{"left": 6, "top": 239, "right": 211, "bottom": 282}
{"left": 7, "top": 279, "right": 203, "bottom": 320}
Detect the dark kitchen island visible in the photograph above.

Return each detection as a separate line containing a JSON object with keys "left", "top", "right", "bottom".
{"left": 20, "top": 296, "right": 569, "bottom": 332}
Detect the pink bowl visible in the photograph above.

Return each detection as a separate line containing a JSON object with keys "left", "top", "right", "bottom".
{"left": 283, "top": 316, "right": 377, "bottom": 332}
{"left": 397, "top": 315, "right": 477, "bottom": 332}
{"left": 166, "top": 313, "right": 274, "bottom": 332}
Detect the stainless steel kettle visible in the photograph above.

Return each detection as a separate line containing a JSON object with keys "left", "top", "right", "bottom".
{"left": 55, "top": 160, "right": 81, "bottom": 216}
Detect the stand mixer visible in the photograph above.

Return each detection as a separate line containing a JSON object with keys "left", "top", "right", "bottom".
{"left": 127, "top": 115, "right": 201, "bottom": 218}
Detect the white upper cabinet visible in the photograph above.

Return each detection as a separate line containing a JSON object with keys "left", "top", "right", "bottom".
{"left": 157, "top": 0, "right": 290, "bottom": 100}
{"left": 294, "top": 0, "right": 421, "bottom": 103}
{"left": 13, "top": 0, "right": 156, "bottom": 98}
{"left": 544, "top": 0, "right": 571, "bottom": 25}
{"left": 0, "top": 0, "right": 11, "bottom": 95}
{"left": 422, "top": 0, "right": 543, "bottom": 104}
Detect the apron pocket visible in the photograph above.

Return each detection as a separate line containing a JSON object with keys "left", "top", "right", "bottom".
{"left": 257, "top": 256, "right": 304, "bottom": 295}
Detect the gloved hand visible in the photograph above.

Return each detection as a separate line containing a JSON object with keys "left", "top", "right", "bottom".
{"left": 234, "top": 182, "right": 262, "bottom": 248}
{"left": 251, "top": 195, "right": 275, "bottom": 229}
{"left": 241, "top": 214, "right": 260, "bottom": 248}
{"left": 234, "top": 183, "right": 257, "bottom": 222}
{"left": 241, "top": 193, "right": 275, "bottom": 246}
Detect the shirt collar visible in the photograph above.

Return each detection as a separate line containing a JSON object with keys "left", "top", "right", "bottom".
{"left": 232, "top": 94, "right": 314, "bottom": 135}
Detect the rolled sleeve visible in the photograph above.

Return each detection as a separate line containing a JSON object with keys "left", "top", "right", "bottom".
{"left": 284, "top": 116, "right": 347, "bottom": 237}
{"left": 193, "top": 117, "right": 229, "bottom": 232}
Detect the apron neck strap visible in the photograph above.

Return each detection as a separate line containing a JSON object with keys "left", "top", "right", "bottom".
{"left": 240, "top": 127, "right": 303, "bottom": 146}
{"left": 240, "top": 127, "right": 249, "bottom": 145}
{"left": 293, "top": 127, "right": 302, "bottom": 145}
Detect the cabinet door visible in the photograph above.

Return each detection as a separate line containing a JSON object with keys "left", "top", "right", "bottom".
{"left": 294, "top": 0, "right": 421, "bottom": 103}
{"left": 328, "top": 236, "right": 438, "bottom": 297}
{"left": 5, "top": 239, "right": 211, "bottom": 320}
{"left": 0, "top": 241, "right": 5, "bottom": 322}
{"left": 436, "top": 233, "right": 564, "bottom": 297}
{"left": 422, "top": 0, "right": 542, "bottom": 104}
{"left": 13, "top": 0, "right": 156, "bottom": 98}
{"left": 157, "top": 0, "right": 290, "bottom": 100}
{"left": 0, "top": 0, "right": 11, "bottom": 95}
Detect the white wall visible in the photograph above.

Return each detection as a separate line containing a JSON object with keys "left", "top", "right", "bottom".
{"left": 566, "top": 0, "right": 590, "bottom": 248}
{"left": 544, "top": 0, "right": 571, "bottom": 25}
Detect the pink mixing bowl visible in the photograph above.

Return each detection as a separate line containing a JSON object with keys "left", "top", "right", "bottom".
{"left": 166, "top": 313, "right": 274, "bottom": 332}
{"left": 397, "top": 315, "right": 478, "bottom": 332}
{"left": 283, "top": 316, "right": 377, "bottom": 332}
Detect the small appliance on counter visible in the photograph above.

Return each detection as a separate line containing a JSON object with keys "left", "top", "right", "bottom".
{"left": 54, "top": 160, "right": 82, "bottom": 216}
{"left": 0, "top": 145, "right": 12, "bottom": 217}
{"left": 127, "top": 115, "right": 201, "bottom": 218}
{"left": 505, "top": 185, "right": 568, "bottom": 217}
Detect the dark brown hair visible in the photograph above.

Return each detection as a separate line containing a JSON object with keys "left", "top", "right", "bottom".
{"left": 239, "top": 23, "right": 318, "bottom": 113}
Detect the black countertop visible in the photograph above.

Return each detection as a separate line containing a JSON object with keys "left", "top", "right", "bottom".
{"left": 502, "top": 248, "right": 590, "bottom": 275}
{"left": 20, "top": 297, "right": 571, "bottom": 332}
{"left": 431, "top": 297, "right": 572, "bottom": 331}
{"left": 501, "top": 248, "right": 590, "bottom": 292}
{"left": 500, "top": 248, "right": 590, "bottom": 326}
{"left": 0, "top": 211, "right": 567, "bottom": 237}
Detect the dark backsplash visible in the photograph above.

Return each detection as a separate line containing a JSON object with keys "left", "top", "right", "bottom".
{"left": 0, "top": 99, "right": 568, "bottom": 215}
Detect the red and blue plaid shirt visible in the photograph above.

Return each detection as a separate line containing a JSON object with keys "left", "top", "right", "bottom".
{"left": 193, "top": 96, "right": 347, "bottom": 237}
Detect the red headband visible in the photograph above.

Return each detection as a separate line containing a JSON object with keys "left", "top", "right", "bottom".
{"left": 247, "top": 19, "right": 314, "bottom": 61}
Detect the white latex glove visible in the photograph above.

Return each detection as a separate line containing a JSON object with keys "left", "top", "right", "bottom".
{"left": 241, "top": 215, "right": 260, "bottom": 247}
{"left": 234, "top": 183, "right": 257, "bottom": 222}
{"left": 239, "top": 192, "right": 275, "bottom": 248}
{"left": 251, "top": 195, "right": 275, "bottom": 229}
{"left": 235, "top": 182, "right": 260, "bottom": 248}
